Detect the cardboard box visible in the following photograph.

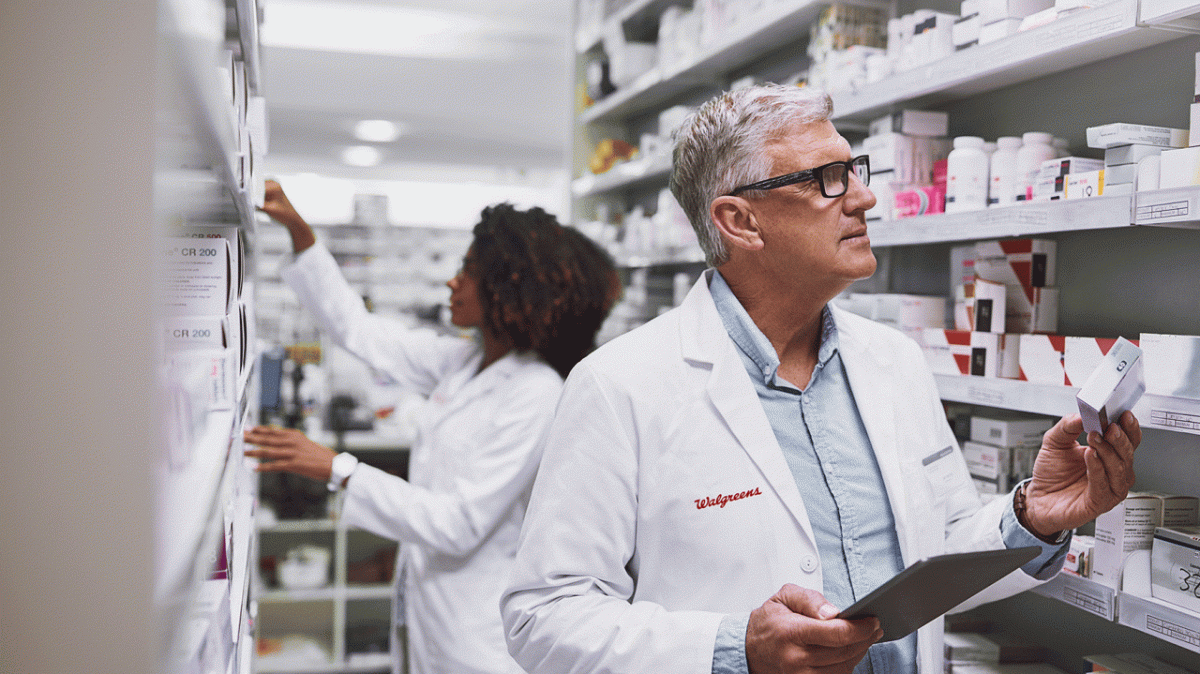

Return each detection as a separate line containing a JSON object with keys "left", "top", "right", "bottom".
{"left": 1146, "top": 493, "right": 1200, "bottom": 527}
{"left": 1076, "top": 336, "right": 1145, "bottom": 435}
{"left": 1018, "top": 334, "right": 1067, "bottom": 384}
{"left": 1065, "top": 170, "right": 1105, "bottom": 199}
{"left": 944, "top": 632, "right": 1050, "bottom": 664}
{"left": 954, "top": 14, "right": 982, "bottom": 47}
{"left": 1063, "top": 534, "right": 1094, "bottom": 577}
{"left": 1087, "top": 123, "right": 1189, "bottom": 149}
{"left": 970, "top": 413, "right": 1055, "bottom": 448}
{"left": 1085, "top": 653, "right": 1195, "bottom": 674}
{"left": 1151, "top": 525, "right": 1200, "bottom": 612}
{"left": 974, "top": 238, "right": 1056, "bottom": 288}
{"left": 952, "top": 243, "right": 977, "bottom": 291}
{"left": 894, "top": 184, "right": 946, "bottom": 217}
{"left": 160, "top": 237, "right": 235, "bottom": 316}
{"left": 1038, "top": 156, "right": 1104, "bottom": 177}
{"left": 963, "top": 440, "right": 1012, "bottom": 493}
{"left": 979, "top": 18, "right": 1022, "bottom": 44}
{"left": 979, "top": 0, "right": 1053, "bottom": 23}
{"left": 1030, "top": 173, "right": 1066, "bottom": 202}
{"left": 971, "top": 278, "right": 1007, "bottom": 333}
{"left": 922, "top": 330, "right": 1019, "bottom": 378}
{"left": 162, "top": 315, "right": 230, "bottom": 352}
{"left": 1105, "top": 143, "right": 1164, "bottom": 166}
{"left": 1064, "top": 336, "right": 1136, "bottom": 386}
{"left": 1101, "top": 163, "right": 1135, "bottom": 184}
{"left": 1006, "top": 286, "right": 1058, "bottom": 334}
{"left": 1158, "top": 145, "right": 1200, "bottom": 189}
{"left": 1140, "top": 332, "right": 1200, "bottom": 399}
{"left": 1092, "top": 492, "right": 1163, "bottom": 589}
{"left": 868, "top": 110, "right": 949, "bottom": 137}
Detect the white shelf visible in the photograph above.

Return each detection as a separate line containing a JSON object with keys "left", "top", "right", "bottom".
{"left": 1119, "top": 592, "right": 1200, "bottom": 652}
{"left": 935, "top": 374, "right": 1200, "bottom": 436}
{"left": 934, "top": 374, "right": 1079, "bottom": 416}
{"left": 575, "top": 0, "right": 674, "bottom": 53}
{"left": 830, "top": 0, "right": 1182, "bottom": 124}
{"left": 1031, "top": 573, "right": 1200, "bottom": 654}
{"left": 261, "top": 519, "right": 338, "bottom": 534}
{"left": 580, "top": 0, "right": 834, "bottom": 124}
{"left": 869, "top": 195, "right": 1134, "bottom": 246}
{"left": 572, "top": 153, "right": 673, "bottom": 197}
{"left": 1135, "top": 186, "right": 1200, "bottom": 228}
{"left": 257, "top": 583, "right": 391, "bottom": 604}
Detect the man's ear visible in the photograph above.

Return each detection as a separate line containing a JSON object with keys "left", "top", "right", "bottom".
{"left": 710, "top": 195, "right": 764, "bottom": 252}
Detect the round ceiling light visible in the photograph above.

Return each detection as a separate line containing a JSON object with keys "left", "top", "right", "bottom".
{"left": 353, "top": 119, "right": 403, "bottom": 143}
{"left": 341, "top": 145, "right": 381, "bottom": 167}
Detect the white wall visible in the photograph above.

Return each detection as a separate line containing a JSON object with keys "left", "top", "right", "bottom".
{"left": 0, "top": 1, "right": 157, "bottom": 672}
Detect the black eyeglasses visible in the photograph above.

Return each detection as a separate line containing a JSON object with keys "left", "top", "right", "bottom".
{"left": 728, "top": 155, "right": 870, "bottom": 199}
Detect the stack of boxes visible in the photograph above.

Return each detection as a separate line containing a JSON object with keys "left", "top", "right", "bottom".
{"left": 961, "top": 413, "right": 1054, "bottom": 500}
{"left": 1086, "top": 122, "right": 1189, "bottom": 192}
{"left": 923, "top": 238, "right": 1056, "bottom": 378}
{"left": 1092, "top": 492, "right": 1199, "bottom": 589}
{"left": 861, "top": 109, "right": 952, "bottom": 221}
{"left": 1031, "top": 156, "right": 1104, "bottom": 201}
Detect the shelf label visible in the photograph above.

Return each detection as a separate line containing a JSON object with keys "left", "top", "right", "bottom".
{"left": 966, "top": 384, "right": 1007, "bottom": 407}
{"left": 1137, "top": 199, "right": 1191, "bottom": 221}
{"left": 1145, "top": 614, "right": 1200, "bottom": 647}
{"left": 1062, "top": 583, "right": 1114, "bottom": 619}
{"left": 1150, "top": 408, "right": 1200, "bottom": 432}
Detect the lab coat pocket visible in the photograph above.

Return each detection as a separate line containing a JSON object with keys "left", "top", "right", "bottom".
{"left": 901, "top": 457, "right": 948, "bottom": 558}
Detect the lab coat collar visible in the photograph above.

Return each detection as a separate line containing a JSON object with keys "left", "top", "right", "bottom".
{"left": 423, "top": 348, "right": 538, "bottom": 430}
{"left": 677, "top": 270, "right": 818, "bottom": 549}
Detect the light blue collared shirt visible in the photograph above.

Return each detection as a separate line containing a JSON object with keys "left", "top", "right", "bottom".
{"left": 705, "top": 271, "right": 1068, "bottom": 674}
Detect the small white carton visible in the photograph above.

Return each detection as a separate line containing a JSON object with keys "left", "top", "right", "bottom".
{"left": 1018, "top": 334, "right": 1067, "bottom": 384}
{"left": 1146, "top": 493, "right": 1200, "bottom": 527}
{"left": 1092, "top": 492, "right": 1162, "bottom": 589}
{"left": 868, "top": 110, "right": 949, "bottom": 137}
{"left": 1158, "top": 145, "right": 1200, "bottom": 189}
{"left": 962, "top": 440, "right": 1012, "bottom": 493}
{"left": 1064, "top": 336, "right": 1135, "bottom": 387}
{"left": 974, "top": 238, "right": 1056, "bottom": 288}
{"left": 1065, "top": 170, "right": 1105, "bottom": 199}
{"left": 970, "top": 413, "right": 1055, "bottom": 448}
{"left": 1140, "top": 332, "right": 1200, "bottom": 400}
{"left": 1075, "top": 336, "right": 1145, "bottom": 435}
{"left": 921, "top": 330, "right": 1020, "bottom": 378}
{"left": 1104, "top": 143, "right": 1164, "bottom": 166}
{"left": 1151, "top": 525, "right": 1200, "bottom": 612}
{"left": 971, "top": 278, "right": 1007, "bottom": 333}
{"left": 1086, "top": 123, "right": 1189, "bottom": 149}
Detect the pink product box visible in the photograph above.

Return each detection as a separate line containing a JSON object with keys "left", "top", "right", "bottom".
{"left": 973, "top": 238, "right": 1057, "bottom": 288}
{"left": 1064, "top": 336, "right": 1139, "bottom": 387}
{"left": 921, "top": 329, "right": 1020, "bottom": 378}
{"left": 894, "top": 184, "right": 946, "bottom": 217}
{"left": 1018, "top": 334, "right": 1067, "bottom": 384}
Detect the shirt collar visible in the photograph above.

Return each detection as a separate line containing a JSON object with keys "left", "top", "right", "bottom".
{"left": 709, "top": 270, "right": 839, "bottom": 387}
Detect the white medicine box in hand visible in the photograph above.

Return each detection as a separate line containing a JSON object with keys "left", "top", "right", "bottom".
{"left": 1076, "top": 336, "right": 1145, "bottom": 435}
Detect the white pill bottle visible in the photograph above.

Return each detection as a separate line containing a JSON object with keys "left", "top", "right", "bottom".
{"left": 989, "top": 136, "right": 1022, "bottom": 207}
{"left": 1015, "top": 132, "right": 1056, "bottom": 202}
{"left": 945, "top": 136, "right": 989, "bottom": 213}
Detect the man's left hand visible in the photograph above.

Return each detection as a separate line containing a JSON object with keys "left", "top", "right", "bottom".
{"left": 1023, "top": 411, "right": 1141, "bottom": 539}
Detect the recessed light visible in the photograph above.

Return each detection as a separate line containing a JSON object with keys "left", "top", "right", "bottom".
{"left": 354, "top": 120, "right": 403, "bottom": 143}
{"left": 341, "top": 145, "right": 381, "bottom": 167}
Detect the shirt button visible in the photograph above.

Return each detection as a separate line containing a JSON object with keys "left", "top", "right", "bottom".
{"left": 801, "top": 555, "right": 818, "bottom": 573}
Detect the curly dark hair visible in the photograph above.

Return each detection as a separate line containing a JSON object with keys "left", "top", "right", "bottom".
{"left": 470, "top": 204, "right": 619, "bottom": 379}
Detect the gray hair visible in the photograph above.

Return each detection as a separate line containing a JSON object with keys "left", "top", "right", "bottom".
{"left": 669, "top": 84, "right": 833, "bottom": 267}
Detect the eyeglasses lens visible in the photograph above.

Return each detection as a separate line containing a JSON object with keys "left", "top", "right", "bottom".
{"left": 821, "top": 163, "right": 849, "bottom": 198}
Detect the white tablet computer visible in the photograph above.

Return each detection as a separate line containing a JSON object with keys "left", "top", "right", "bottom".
{"left": 837, "top": 546, "right": 1041, "bottom": 642}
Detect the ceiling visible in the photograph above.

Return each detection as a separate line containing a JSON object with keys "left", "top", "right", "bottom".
{"left": 257, "top": 0, "right": 575, "bottom": 181}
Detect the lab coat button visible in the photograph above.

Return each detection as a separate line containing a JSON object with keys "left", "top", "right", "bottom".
{"left": 801, "top": 555, "right": 818, "bottom": 573}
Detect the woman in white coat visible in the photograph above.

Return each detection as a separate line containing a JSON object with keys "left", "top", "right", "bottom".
{"left": 245, "top": 181, "right": 618, "bottom": 674}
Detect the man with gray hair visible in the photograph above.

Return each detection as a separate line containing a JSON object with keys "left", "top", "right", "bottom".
{"left": 502, "top": 83, "right": 1140, "bottom": 674}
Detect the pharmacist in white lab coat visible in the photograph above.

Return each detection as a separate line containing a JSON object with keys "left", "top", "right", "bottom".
{"left": 245, "top": 182, "right": 618, "bottom": 674}
{"left": 501, "top": 84, "right": 1142, "bottom": 674}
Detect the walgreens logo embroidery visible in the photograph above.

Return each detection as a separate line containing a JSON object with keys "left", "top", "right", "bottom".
{"left": 695, "top": 487, "right": 763, "bottom": 510}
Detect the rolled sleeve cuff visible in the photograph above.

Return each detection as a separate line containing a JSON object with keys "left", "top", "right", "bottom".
{"left": 1001, "top": 481, "right": 1072, "bottom": 580}
{"left": 713, "top": 612, "right": 750, "bottom": 674}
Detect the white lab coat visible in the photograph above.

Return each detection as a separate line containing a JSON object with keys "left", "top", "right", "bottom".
{"left": 502, "top": 270, "right": 1045, "bottom": 674}
{"left": 283, "top": 243, "right": 562, "bottom": 674}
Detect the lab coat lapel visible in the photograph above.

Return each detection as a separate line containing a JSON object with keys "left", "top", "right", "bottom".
{"left": 834, "top": 307, "right": 913, "bottom": 559}
{"left": 678, "top": 272, "right": 818, "bottom": 548}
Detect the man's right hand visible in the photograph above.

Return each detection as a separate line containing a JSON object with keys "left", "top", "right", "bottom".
{"left": 746, "top": 584, "right": 882, "bottom": 674}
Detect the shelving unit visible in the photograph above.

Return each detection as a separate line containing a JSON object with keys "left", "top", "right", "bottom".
{"left": 154, "top": 0, "right": 266, "bottom": 672}
{"left": 254, "top": 442, "right": 408, "bottom": 674}
{"left": 572, "top": 0, "right": 1200, "bottom": 668}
